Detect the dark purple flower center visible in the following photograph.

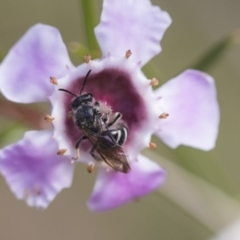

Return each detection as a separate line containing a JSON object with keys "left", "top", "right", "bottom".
{"left": 62, "top": 68, "right": 147, "bottom": 150}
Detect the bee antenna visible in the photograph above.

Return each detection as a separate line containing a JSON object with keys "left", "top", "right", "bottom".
{"left": 58, "top": 88, "right": 78, "bottom": 97}
{"left": 80, "top": 69, "right": 92, "bottom": 95}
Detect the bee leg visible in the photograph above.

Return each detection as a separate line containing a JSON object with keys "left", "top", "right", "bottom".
{"left": 72, "top": 135, "right": 87, "bottom": 161}
{"left": 107, "top": 112, "right": 122, "bottom": 127}
{"left": 102, "top": 117, "right": 121, "bottom": 145}
{"left": 100, "top": 112, "right": 122, "bottom": 146}
{"left": 89, "top": 142, "right": 102, "bottom": 162}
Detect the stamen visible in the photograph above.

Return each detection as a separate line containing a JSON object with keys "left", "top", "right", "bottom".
{"left": 125, "top": 49, "right": 132, "bottom": 59}
{"left": 87, "top": 164, "right": 94, "bottom": 173}
{"left": 57, "top": 149, "right": 67, "bottom": 155}
{"left": 159, "top": 113, "right": 169, "bottom": 119}
{"left": 44, "top": 114, "right": 55, "bottom": 123}
{"left": 84, "top": 54, "right": 91, "bottom": 63}
{"left": 150, "top": 77, "right": 159, "bottom": 86}
{"left": 50, "top": 76, "right": 58, "bottom": 85}
{"left": 149, "top": 142, "right": 157, "bottom": 150}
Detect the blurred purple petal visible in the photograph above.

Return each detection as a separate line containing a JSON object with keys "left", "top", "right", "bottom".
{"left": 0, "top": 24, "right": 73, "bottom": 103}
{"left": 155, "top": 69, "right": 220, "bottom": 150}
{"left": 95, "top": 0, "right": 171, "bottom": 66}
{"left": 0, "top": 130, "right": 74, "bottom": 208}
{"left": 88, "top": 154, "right": 166, "bottom": 211}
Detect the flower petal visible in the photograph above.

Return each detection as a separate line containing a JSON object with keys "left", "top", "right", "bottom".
{"left": 155, "top": 69, "right": 220, "bottom": 150}
{"left": 95, "top": 0, "right": 171, "bottom": 66}
{"left": 88, "top": 154, "right": 166, "bottom": 211}
{"left": 50, "top": 56, "right": 160, "bottom": 160}
{"left": 0, "top": 24, "right": 73, "bottom": 103}
{"left": 0, "top": 130, "right": 74, "bottom": 208}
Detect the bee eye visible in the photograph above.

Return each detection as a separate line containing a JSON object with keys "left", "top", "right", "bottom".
{"left": 81, "top": 93, "right": 93, "bottom": 103}
{"left": 71, "top": 98, "right": 81, "bottom": 109}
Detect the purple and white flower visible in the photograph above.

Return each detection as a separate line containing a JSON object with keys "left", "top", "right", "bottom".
{"left": 0, "top": 0, "right": 219, "bottom": 211}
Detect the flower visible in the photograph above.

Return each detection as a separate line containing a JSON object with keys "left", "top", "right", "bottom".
{"left": 0, "top": 0, "right": 219, "bottom": 211}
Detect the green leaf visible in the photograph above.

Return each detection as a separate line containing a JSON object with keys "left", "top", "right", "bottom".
{"left": 0, "top": 121, "right": 28, "bottom": 146}
{"left": 192, "top": 30, "right": 240, "bottom": 71}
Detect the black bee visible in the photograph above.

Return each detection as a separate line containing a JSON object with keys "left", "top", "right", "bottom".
{"left": 59, "top": 70, "right": 130, "bottom": 173}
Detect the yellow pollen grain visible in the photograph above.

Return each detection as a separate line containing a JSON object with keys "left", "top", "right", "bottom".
{"left": 125, "top": 49, "right": 132, "bottom": 59}
{"left": 149, "top": 142, "right": 157, "bottom": 150}
{"left": 57, "top": 149, "right": 67, "bottom": 155}
{"left": 44, "top": 114, "right": 55, "bottom": 123}
{"left": 87, "top": 164, "right": 94, "bottom": 173}
{"left": 150, "top": 77, "right": 159, "bottom": 86}
{"left": 50, "top": 76, "right": 58, "bottom": 85}
{"left": 84, "top": 54, "right": 91, "bottom": 63}
{"left": 159, "top": 113, "right": 169, "bottom": 119}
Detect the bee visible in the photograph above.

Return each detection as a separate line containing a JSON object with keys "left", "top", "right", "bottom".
{"left": 59, "top": 70, "right": 130, "bottom": 173}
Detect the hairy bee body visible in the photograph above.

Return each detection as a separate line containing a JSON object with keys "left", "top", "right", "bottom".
{"left": 59, "top": 70, "right": 130, "bottom": 173}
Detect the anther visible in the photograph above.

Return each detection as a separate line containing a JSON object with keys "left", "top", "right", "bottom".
{"left": 150, "top": 77, "right": 159, "bottom": 86}
{"left": 149, "top": 142, "right": 157, "bottom": 150}
{"left": 57, "top": 149, "right": 67, "bottom": 155}
{"left": 159, "top": 113, "right": 169, "bottom": 119}
{"left": 44, "top": 114, "right": 55, "bottom": 123}
{"left": 125, "top": 49, "right": 132, "bottom": 59}
{"left": 87, "top": 164, "right": 94, "bottom": 173}
{"left": 50, "top": 76, "right": 58, "bottom": 85}
{"left": 84, "top": 54, "right": 91, "bottom": 63}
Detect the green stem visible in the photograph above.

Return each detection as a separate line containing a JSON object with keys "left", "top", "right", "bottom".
{"left": 79, "top": 0, "right": 99, "bottom": 54}
{"left": 192, "top": 32, "right": 237, "bottom": 71}
{"left": 153, "top": 191, "right": 215, "bottom": 235}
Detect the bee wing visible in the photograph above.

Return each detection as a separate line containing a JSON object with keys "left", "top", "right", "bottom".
{"left": 95, "top": 138, "right": 130, "bottom": 173}
{"left": 81, "top": 121, "right": 130, "bottom": 173}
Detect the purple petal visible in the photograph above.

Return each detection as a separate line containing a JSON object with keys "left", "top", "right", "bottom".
{"left": 88, "top": 154, "right": 166, "bottom": 211}
{"left": 95, "top": 0, "right": 171, "bottom": 66}
{"left": 155, "top": 69, "right": 220, "bottom": 150}
{"left": 0, "top": 24, "right": 73, "bottom": 103}
{"left": 0, "top": 130, "right": 74, "bottom": 208}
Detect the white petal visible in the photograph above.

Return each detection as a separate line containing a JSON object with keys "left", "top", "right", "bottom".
{"left": 155, "top": 70, "right": 220, "bottom": 150}
{"left": 0, "top": 130, "right": 74, "bottom": 208}
{"left": 95, "top": 0, "right": 171, "bottom": 66}
{"left": 0, "top": 24, "right": 73, "bottom": 103}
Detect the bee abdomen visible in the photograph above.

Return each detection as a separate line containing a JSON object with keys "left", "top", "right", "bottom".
{"left": 110, "top": 127, "right": 128, "bottom": 146}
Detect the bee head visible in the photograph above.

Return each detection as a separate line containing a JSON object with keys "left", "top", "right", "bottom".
{"left": 59, "top": 69, "right": 93, "bottom": 110}
{"left": 71, "top": 93, "right": 93, "bottom": 110}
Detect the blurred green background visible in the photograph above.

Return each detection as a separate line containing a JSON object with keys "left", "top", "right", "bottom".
{"left": 0, "top": 0, "right": 240, "bottom": 239}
